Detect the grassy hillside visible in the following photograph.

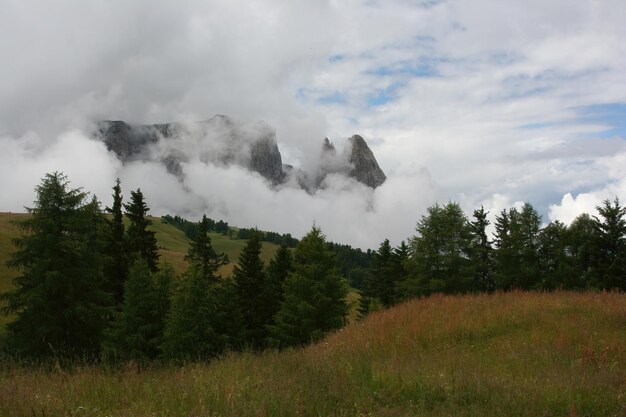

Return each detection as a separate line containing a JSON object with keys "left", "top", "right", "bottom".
{"left": 145, "top": 216, "right": 280, "bottom": 277}
{"left": 1, "top": 291, "right": 624, "bottom": 416}
{"left": 0, "top": 213, "right": 280, "bottom": 330}
{"left": 0, "top": 212, "right": 280, "bottom": 284}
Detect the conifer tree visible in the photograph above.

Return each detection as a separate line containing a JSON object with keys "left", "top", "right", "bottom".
{"left": 510, "top": 203, "right": 542, "bottom": 289}
{"left": 185, "top": 215, "right": 226, "bottom": 282}
{"left": 162, "top": 216, "right": 235, "bottom": 360}
{"left": 567, "top": 213, "right": 597, "bottom": 287}
{"left": 361, "top": 239, "right": 398, "bottom": 313}
{"left": 105, "top": 260, "right": 172, "bottom": 361}
{"left": 104, "top": 178, "right": 128, "bottom": 305}
{"left": 592, "top": 198, "right": 626, "bottom": 290}
{"left": 493, "top": 209, "right": 514, "bottom": 289}
{"left": 468, "top": 206, "right": 494, "bottom": 292}
{"left": 269, "top": 226, "right": 348, "bottom": 348}
{"left": 408, "top": 202, "right": 472, "bottom": 295}
{"left": 263, "top": 243, "right": 293, "bottom": 332}
{"left": 537, "top": 220, "right": 572, "bottom": 289}
{"left": 266, "top": 243, "right": 293, "bottom": 301}
{"left": 124, "top": 189, "right": 159, "bottom": 272}
{"left": 161, "top": 267, "right": 219, "bottom": 361}
{"left": 233, "top": 231, "right": 270, "bottom": 349}
{"left": 2, "top": 172, "right": 109, "bottom": 358}
{"left": 389, "top": 241, "right": 409, "bottom": 303}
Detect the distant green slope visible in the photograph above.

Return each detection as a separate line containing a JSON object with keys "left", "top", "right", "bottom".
{"left": 0, "top": 212, "right": 280, "bottom": 330}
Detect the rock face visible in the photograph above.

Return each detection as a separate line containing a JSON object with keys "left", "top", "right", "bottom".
{"left": 96, "top": 115, "right": 284, "bottom": 184}
{"left": 346, "top": 135, "right": 387, "bottom": 188}
{"left": 94, "top": 115, "right": 386, "bottom": 190}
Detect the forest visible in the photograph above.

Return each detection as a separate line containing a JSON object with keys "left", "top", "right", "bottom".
{"left": 0, "top": 171, "right": 624, "bottom": 363}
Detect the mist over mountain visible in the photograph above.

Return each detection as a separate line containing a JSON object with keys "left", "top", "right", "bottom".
{"left": 95, "top": 115, "right": 387, "bottom": 192}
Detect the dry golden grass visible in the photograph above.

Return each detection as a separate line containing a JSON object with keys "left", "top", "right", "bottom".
{"left": 1, "top": 291, "right": 624, "bottom": 417}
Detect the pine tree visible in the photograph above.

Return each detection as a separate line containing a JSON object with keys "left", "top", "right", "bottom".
{"left": 390, "top": 241, "right": 409, "bottom": 303}
{"left": 211, "top": 278, "right": 244, "bottom": 352}
{"left": 161, "top": 267, "right": 219, "bottom": 361}
{"left": 2, "top": 172, "right": 109, "bottom": 358}
{"left": 269, "top": 226, "right": 349, "bottom": 348}
{"left": 493, "top": 203, "right": 541, "bottom": 290}
{"left": 468, "top": 206, "right": 494, "bottom": 292}
{"left": 567, "top": 213, "right": 597, "bottom": 287}
{"left": 510, "top": 203, "right": 542, "bottom": 289}
{"left": 362, "top": 239, "right": 398, "bottom": 313}
{"left": 408, "top": 202, "right": 472, "bottom": 295}
{"left": 105, "top": 260, "right": 172, "bottom": 362}
{"left": 537, "top": 220, "right": 572, "bottom": 289}
{"left": 264, "top": 243, "right": 293, "bottom": 331}
{"left": 124, "top": 189, "right": 159, "bottom": 272}
{"left": 493, "top": 209, "right": 514, "bottom": 290}
{"left": 185, "top": 215, "right": 226, "bottom": 282}
{"left": 592, "top": 198, "right": 626, "bottom": 290}
{"left": 233, "top": 231, "right": 270, "bottom": 349}
{"left": 104, "top": 178, "right": 128, "bottom": 305}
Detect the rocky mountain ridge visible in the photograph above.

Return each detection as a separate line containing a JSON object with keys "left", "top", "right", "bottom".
{"left": 95, "top": 115, "right": 386, "bottom": 190}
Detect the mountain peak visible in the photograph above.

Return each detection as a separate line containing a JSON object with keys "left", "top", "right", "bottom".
{"left": 347, "top": 134, "right": 386, "bottom": 188}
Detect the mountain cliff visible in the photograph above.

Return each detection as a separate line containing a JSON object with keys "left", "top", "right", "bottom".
{"left": 347, "top": 135, "right": 387, "bottom": 188}
{"left": 94, "top": 116, "right": 385, "bottom": 190}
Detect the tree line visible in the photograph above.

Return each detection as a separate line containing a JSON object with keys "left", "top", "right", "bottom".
{"left": 360, "top": 201, "right": 626, "bottom": 314}
{"left": 1, "top": 173, "right": 348, "bottom": 362}
{"left": 1, "top": 172, "right": 625, "bottom": 363}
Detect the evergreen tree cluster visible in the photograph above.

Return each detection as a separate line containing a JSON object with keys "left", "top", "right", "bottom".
{"left": 1, "top": 172, "right": 349, "bottom": 361}
{"left": 360, "top": 200, "right": 626, "bottom": 314}
{"left": 2, "top": 172, "right": 625, "bottom": 362}
{"left": 236, "top": 227, "right": 298, "bottom": 247}
{"left": 162, "top": 214, "right": 229, "bottom": 238}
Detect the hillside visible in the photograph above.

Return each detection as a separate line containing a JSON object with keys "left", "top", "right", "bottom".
{"left": 1, "top": 291, "right": 624, "bottom": 416}
{"left": 0, "top": 212, "right": 280, "bottom": 330}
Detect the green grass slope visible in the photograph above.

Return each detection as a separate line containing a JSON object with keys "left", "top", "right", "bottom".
{"left": 0, "top": 213, "right": 280, "bottom": 330}
{"left": 0, "top": 213, "right": 280, "bottom": 286}
{"left": 1, "top": 291, "right": 624, "bottom": 417}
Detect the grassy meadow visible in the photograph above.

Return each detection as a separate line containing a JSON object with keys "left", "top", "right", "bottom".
{"left": 1, "top": 291, "right": 624, "bottom": 417}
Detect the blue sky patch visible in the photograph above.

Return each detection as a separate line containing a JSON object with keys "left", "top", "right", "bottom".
{"left": 577, "top": 103, "right": 626, "bottom": 139}
{"left": 316, "top": 91, "right": 347, "bottom": 105}
{"left": 367, "top": 57, "right": 440, "bottom": 78}
{"left": 367, "top": 82, "right": 403, "bottom": 107}
{"left": 328, "top": 54, "right": 345, "bottom": 63}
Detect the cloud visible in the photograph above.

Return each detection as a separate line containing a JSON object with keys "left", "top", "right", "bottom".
{"left": 1, "top": 0, "right": 626, "bottom": 247}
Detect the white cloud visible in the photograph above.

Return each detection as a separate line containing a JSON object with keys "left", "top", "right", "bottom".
{"left": 1, "top": 0, "right": 626, "bottom": 247}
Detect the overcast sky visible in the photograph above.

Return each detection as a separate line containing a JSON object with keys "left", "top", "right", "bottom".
{"left": 1, "top": 0, "right": 626, "bottom": 248}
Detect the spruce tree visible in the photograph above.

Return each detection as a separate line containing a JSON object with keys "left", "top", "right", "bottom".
{"left": 567, "top": 213, "right": 597, "bottom": 287}
{"left": 185, "top": 215, "right": 226, "bottom": 282}
{"left": 468, "top": 206, "right": 494, "bottom": 292}
{"left": 592, "top": 198, "right": 626, "bottom": 290}
{"left": 233, "top": 231, "right": 269, "bottom": 349}
{"left": 105, "top": 260, "right": 172, "bottom": 362}
{"left": 161, "top": 267, "right": 219, "bottom": 361}
{"left": 266, "top": 243, "right": 293, "bottom": 304}
{"left": 263, "top": 243, "right": 293, "bottom": 336}
{"left": 390, "top": 241, "right": 409, "bottom": 303}
{"left": 537, "top": 220, "right": 572, "bottom": 289}
{"left": 408, "top": 202, "right": 472, "bottom": 295}
{"left": 493, "top": 209, "right": 514, "bottom": 290}
{"left": 493, "top": 203, "right": 541, "bottom": 290}
{"left": 104, "top": 178, "right": 128, "bottom": 305}
{"left": 362, "top": 239, "right": 397, "bottom": 313}
{"left": 124, "top": 189, "right": 159, "bottom": 272}
{"left": 510, "top": 203, "right": 542, "bottom": 289}
{"left": 162, "top": 216, "right": 235, "bottom": 361}
{"left": 269, "top": 226, "right": 348, "bottom": 348}
{"left": 2, "top": 172, "right": 109, "bottom": 358}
